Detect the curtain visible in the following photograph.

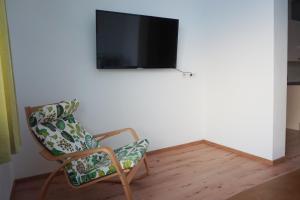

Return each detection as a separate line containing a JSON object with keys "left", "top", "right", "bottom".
{"left": 0, "top": 0, "right": 21, "bottom": 164}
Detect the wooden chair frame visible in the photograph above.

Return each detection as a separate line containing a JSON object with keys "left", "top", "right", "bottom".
{"left": 25, "top": 106, "right": 150, "bottom": 200}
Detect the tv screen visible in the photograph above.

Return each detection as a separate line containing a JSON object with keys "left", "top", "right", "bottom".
{"left": 96, "top": 10, "right": 179, "bottom": 69}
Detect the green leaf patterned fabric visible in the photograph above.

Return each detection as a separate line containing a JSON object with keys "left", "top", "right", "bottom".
{"left": 29, "top": 99, "right": 100, "bottom": 156}
{"left": 28, "top": 99, "right": 149, "bottom": 186}
{"left": 65, "top": 139, "right": 149, "bottom": 186}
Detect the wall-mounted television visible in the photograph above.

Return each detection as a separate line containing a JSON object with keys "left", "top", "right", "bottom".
{"left": 96, "top": 10, "right": 179, "bottom": 69}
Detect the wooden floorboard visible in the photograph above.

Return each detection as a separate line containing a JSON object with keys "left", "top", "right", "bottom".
{"left": 227, "top": 168, "right": 300, "bottom": 200}
{"left": 13, "top": 131, "right": 300, "bottom": 200}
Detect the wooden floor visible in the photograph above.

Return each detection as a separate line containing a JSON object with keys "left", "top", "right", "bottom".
{"left": 14, "top": 131, "right": 300, "bottom": 200}
{"left": 228, "top": 168, "right": 300, "bottom": 200}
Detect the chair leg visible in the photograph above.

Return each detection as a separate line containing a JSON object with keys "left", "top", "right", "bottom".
{"left": 39, "top": 169, "right": 60, "bottom": 200}
{"left": 119, "top": 175, "right": 133, "bottom": 200}
{"left": 143, "top": 156, "right": 150, "bottom": 176}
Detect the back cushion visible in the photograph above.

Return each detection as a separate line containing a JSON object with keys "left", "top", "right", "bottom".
{"left": 28, "top": 99, "right": 99, "bottom": 156}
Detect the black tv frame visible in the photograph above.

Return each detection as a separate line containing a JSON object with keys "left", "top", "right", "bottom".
{"left": 96, "top": 10, "right": 179, "bottom": 69}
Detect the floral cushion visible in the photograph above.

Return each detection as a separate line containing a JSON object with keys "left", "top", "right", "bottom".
{"left": 28, "top": 99, "right": 100, "bottom": 156}
{"left": 65, "top": 139, "right": 149, "bottom": 186}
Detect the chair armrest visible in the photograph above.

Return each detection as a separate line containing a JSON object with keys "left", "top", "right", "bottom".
{"left": 93, "top": 128, "right": 140, "bottom": 142}
{"left": 51, "top": 146, "right": 124, "bottom": 174}
{"left": 42, "top": 146, "right": 116, "bottom": 162}
{"left": 56, "top": 146, "right": 115, "bottom": 161}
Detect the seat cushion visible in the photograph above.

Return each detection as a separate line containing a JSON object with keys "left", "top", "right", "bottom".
{"left": 65, "top": 139, "right": 149, "bottom": 186}
{"left": 29, "top": 99, "right": 100, "bottom": 156}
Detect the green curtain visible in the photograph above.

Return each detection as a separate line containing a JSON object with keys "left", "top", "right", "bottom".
{"left": 0, "top": 0, "right": 21, "bottom": 164}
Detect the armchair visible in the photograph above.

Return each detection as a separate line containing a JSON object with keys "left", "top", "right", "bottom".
{"left": 25, "top": 99, "right": 149, "bottom": 200}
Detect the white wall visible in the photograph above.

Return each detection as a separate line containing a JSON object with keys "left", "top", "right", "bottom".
{"left": 273, "top": 0, "right": 288, "bottom": 160}
{"left": 204, "top": 0, "right": 286, "bottom": 160}
{"left": 5, "top": 0, "right": 287, "bottom": 179}
{"left": 6, "top": 0, "right": 207, "bottom": 178}
{"left": 0, "top": 162, "right": 14, "bottom": 200}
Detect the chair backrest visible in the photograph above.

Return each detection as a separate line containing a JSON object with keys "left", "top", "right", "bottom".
{"left": 25, "top": 99, "right": 99, "bottom": 156}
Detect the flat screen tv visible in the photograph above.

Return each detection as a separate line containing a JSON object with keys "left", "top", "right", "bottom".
{"left": 96, "top": 10, "right": 179, "bottom": 69}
